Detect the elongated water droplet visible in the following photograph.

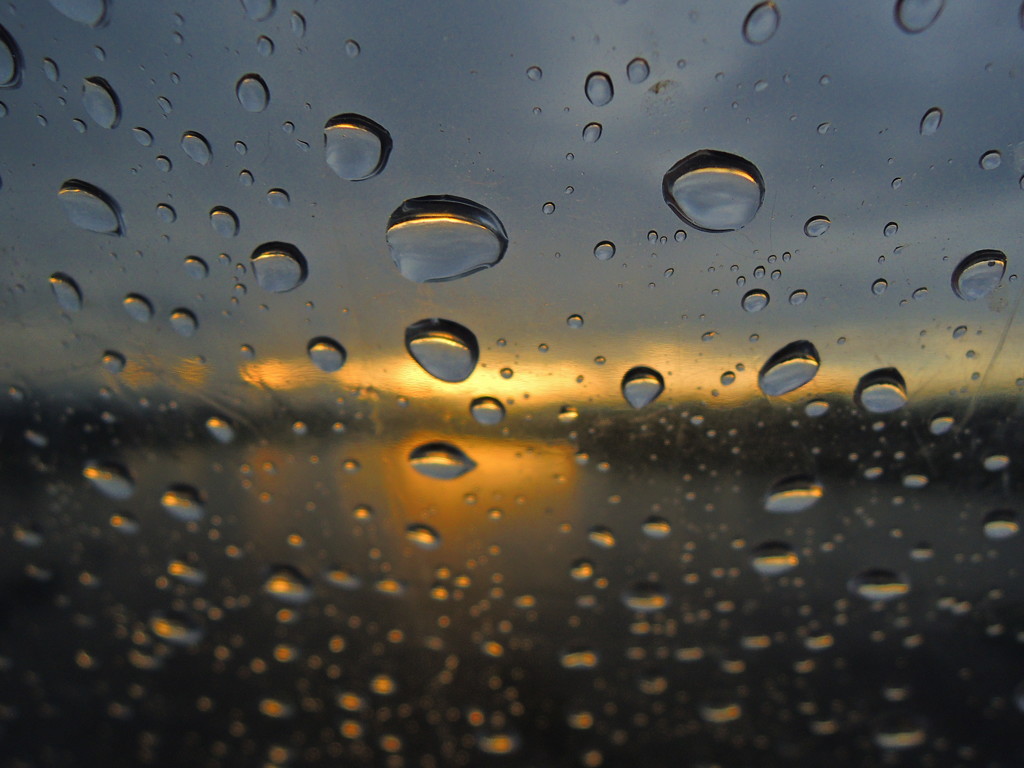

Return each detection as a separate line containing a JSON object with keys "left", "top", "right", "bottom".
{"left": 0, "top": 25, "right": 21, "bottom": 88}
{"left": 750, "top": 542, "right": 799, "bottom": 575}
{"left": 236, "top": 73, "right": 269, "bottom": 112}
{"left": 952, "top": 249, "right": 1006, "bottom": 300}
{"left": 49, "top": 0, "right": 108, "bottom": 27}
{"left": 663, "top": 150, "right": 765, "bottom": 232}
{"left": 149, "top": 611, "right": 203, "bottom": 646}
{"left": 873, "top": 714, "right": 926, "bottom": 750}
{"left": 588, "top": 526, "right": 616, "bottom": 548}
{"left": 582, "top": 122, "right": 602, "bottom": 143}
{"left": 122, "top": 295, "right": 153, "bottom": 321}
{"left": 263, "top": 566, "right": 312, "bottom": 604}
{"left": 205, "top": 416, "right": 235, "bottom": 444}
{"left": 307, "top": 337, "right": 346, "bottom": 372}
{"left": 160, "top": 485, "right": 204, "bottom": 522}
{"left": 180, "top": 131, "right": 212, "bottom": 165}
{"left": 758, "top": 340, "right": 819, "bottom": 396}
{"left": 405, "top": 524, "right": 441, "bottom": 550}
{"left": 803, "top": 215, "right": 830, "bottom": 237}
{"left": 405, "top": 318, "right": 478, "bottom": 382}
{"left": 387, "top": 196, "right": 508, "bottom": 283}
{"left": 983, "top": 510, "right": 1019, "bottom": 540}
{"left": 470, "top": 396, "right": 505, "bottom": 425}
{"left": 169, "top": 308, "right": 197, "bottom": 337}
{"left": 241, "top": 0, "right": 275, "bottom": 21}
{"left": 626, "top": 57, "right": 650, "bottom": 84}
{"left": 741, "top": 289, "right": 769, "bottom": 312}
{"left": 641, "top": 517, "right": 671, "bottom": 539}
{"left": 83, "top": 460, "right": 134, "bottom": 499}
{"left": 58, "top": 179, "right": 123, "bottom": 234}
{"left": 764, "top": 475, "right": 823, "bottom": 513}
{"left": 584, "top": 72, "right": 613, "bottom": 106}
{"left": 408, "top": 442, "right": 476, "bottom": 480}
{"left": 49, "top": 273, "right": 82, "bottom": 312}
{"left": 919, "top": 107, "right": 942, "bottom": 135}
{"left": 167, "top": 559, "right": 206, "bottom": 586}
{"left": 210, "top": 206, "right": 239, "bottom": 237}
{"left": 560, "top": 648, "right": 599, "bottom": 669}
{"left": 622, "top": 581, "right": 669, "bottom": 612}
{"left": 895, "top": 0, "right": 944, "bottom": 33}
{"left": 621, "top": 366, "right": 665, "bottom": 409}
{"left": 856, "top": 368, "right": 907, "bottom": 413}
{"left": 250, "top": 242, "right": 307, "bottom": 293}
{"left": 82, "top": 77, "right": 119, "bottom": 128}
{"left": 324, "top": 114, "right": 392, "bottom": 181}
{"left": 743, "top": 2, "right": 780, "bottom": 44}
{"left": 849, "top": 569, "right": 910, "bottom": 601}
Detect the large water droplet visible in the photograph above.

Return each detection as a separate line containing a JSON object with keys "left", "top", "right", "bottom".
{"left": 386, "top": 196, "right": 508, "bottom": 283}
{"left": 621, "top": 366, "right": 665, "bottom": 409}
{"left": 662, "top": 150, "right": 765, "bottom": 232}
{"left": 181, "top": 131, "right": 212, "bottom": 165}
{"left": 405, "top": 318, "right": 478, "bottom": 382}
{"left": 743, "top": 2, "right": 780, "bottom": 44}
{"left": 160, "top": 485, "right": 205, "bottom": 522}
{"left": 764, "top": 475, "right": 823, "bottom": 513}
{"left": 593, "top": 241, "right": 616, "bottom": 261}
{"left": 307, "top": 337, "right": 346, "bottom": 372}
{"left": 405, "top": 524, "right": 441, "bottom": 550}
{"left": 470, "top": 396, "right": 505, "bottom": 425}
{"left": 895, "top": 0, "right": 944, "bottom": 33}
{"left": 848, "top": 569, "right": 910, "bottom": 601}
{"left": 210, "top": 206, "right": 239, "bottom": 237}
{"left": 251, "top": 242, "right": 307, "bottom": 293}
{"left": 750, "top": 542, "right": 799, "bottom": 575}
{"left": 82, "top": 77, "right": 119, "bottom": 128}
{"left": 951, "top": 249, "right": 1006, "bottom": 300}
{"left": 49, "top": 273, "right": 82, "bottom": 312}
{"left": 169, "top": 308, "right": 198, "bottom": 337}
{"left": 758, "top": 340, "right": 820, "bottom": 397}
{"left": 240, "top": 0, "right": 275, "bottom": 21}
{"left": 919, "top": 107, "right": 942, "bottom": 135}
{"left": 855, "top": 368, "right": 907, "bottom": 413}
{"left": 584, "top": 72, "right": 613, "bottom": 106}
{"left": 324, "top": 114, "right": 392, "bottom": 181}
{"left": 741, "top": 289, "right": 769, "bottom": 312}
{"left": 408, "top": 442, "right": 476, "bottom": 480}
{"left": 83, "top": 460, "right": 134, "bottom": 499}
{"left": 983, "top": 510, "right": 1019, "bottom": 540}
{"left": 58, "top": 180, "right": 123, "bottom": 235}
{"left": 48, "top": 0, "right": 108, "bottom": 27}
{"left": 236, "top": 73, "right": 269, "bottom": 112}
{"left": 626, "top": 57, "right": 650, "bottom": 84}
{"left": 263, "top": 566, "right": 313, "bottom": 604}
{"left": 0, "top": 25, "right": 22, "bottom": 88}
{"left": 803, "top": 215, "right": 830, "bottom": 237}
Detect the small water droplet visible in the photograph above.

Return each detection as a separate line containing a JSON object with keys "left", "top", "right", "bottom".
{"left": 42, "top": 58, "right": 59, "bottom": 83}
{"left": 980, "top": 150, "right": 1002, "bottom": 170}
{"left": 123, "top": 293, "right": 153, "bottom": 321}
{"left": 236, "top": 73, "right": 269, "bottom": 112}
{"left": 101, "top": 350, "right": 125, "bottom": 373}
{"left": 542, "top": 201, "right": 555, "bottom": 214}
{"left": 741, "top": 288, "right": 769, "bottom": 312}
{"left": 180, "top": 131, "right": 211, "bottom": 165}
{"left": 0, "top": 26, "right": 21, "bottom": 88}
{"left": 266, "top": 188, "right": 289, "bottom": 207}
{"left": 588, "top": 526, "right": 616, "bottom": 549}
{"left": 160, "top": 485, "right": 204, "bottom": 521}
{"left": 621, "top": 366, "right": 665, "bottom": 409}
{"left": 584, "top": 72, "right": 613, "bottom": 106}
{"left": 344, "top": 39, "right": 360, "bottom": 57}
{"left": 641, "top": 517, "right": 671, "bottom": 539}
{"left": 405, "top": 318, "right": 478, "bottom": 382}
{"left": 83, "top": 460, "right": 133, "bottom": 499}
{"left": 626, "top": 57, "right": 650, "bottom": 84}
{"left": 290, "top": 11, "right": 305, "bottom": 36}
{"left": 48, "top": 0, "right": 108, "bottom": 27}
{"left": 405, "top": 524, "right": 441, "bottom": 550}
{"left": 210, "top": 206, "right": 239, "bottom": 237}
{"left": 872, "top": 278, "right": 888, "bottom": 295}
{"left": 622, "top": 581, "right": 669, "bottom": 612}
{"left": 324, "top": 114, "right": 392, "bottom": 181}
{"left": 895, "top": 0, "right": 944, "bottom": 33}
{"left": 49, "top": 272, "right": 82, "bottom": 312}
{"left": 240, "top": 0, "right": 275, "bottom": 21}
{"left": 952, "top": 249, "right": 1006, "bottom": 300}
{"left": 743, "top": 1, "right": 780, "bottom": 44}
{"left": 983, "top": 510, "right": 1019, "bottom": 540}
{"left": 663, "top": 150, "right": 765, "bottom": 232}
{"left": 582, "top": 122, "right": 602, "bottom": 143}
{"left": 154, "top": 203, "right": 176, "bottom": 224}
{"left": 149, "top": 611, "right": 203, "bottom": 647}
{"left": 387, "top": 196, "right": 507, "bottom": 282}
{"left": 169, "top": 308, "right": 198, "bottom": 337}
{"left": 560, "top": 648, "right": 599, "bottom": 669}
{"left": 928, "top": 413, "right": 954, "bottom": 434}
{"left": 983, "top": 454, "right": 1010, "bottom": 472}
{"left": 788, "top": 289, "right": 808, "bottom": 305}
{"left": 132, "top": 127, "right": 152, "bottom": 146}
{"left": 856, "top": 368, "right": 908, "bottom": 413}
{"left": 952, "top": 325, "right": 967, "bottom": 339}
{"left": 307, "top": 337, "right": 346, "bottom": 372}
{"left": 593, "top": 241, "right": 616, "bottom": 261}
{"left": 764, "top": 475, "right": 823, "bottom": 513}
{"left": 526, "top": 66, "right": 542, "bottom": 81}
{"left": 205, "top": 416, "right": 235, "bottom": 444}
{"left": 409, "top": 442, "right": 476, "bottom": 480}
{"left": 250, "top": 242, "right": 307, "bottom": 293}
{"left": 758, "top": 340, "right": 820, "bottom": 396}
{"left": 263, "top": 565, "right": 313, "bottom": 605}
{"left": 803, "top": 215, "right": 830, "bottom": 237}
{"left": 58, "top": 179, "right": 123, "bottom": 234}
{"left": 256, "top": 35, "right": 274, "bottom": 56}
{"left": 750, "top": 541, "right": 799, "bottom": 575}
{"left": 849, "top": 569, "right": 910, "bottom": 601}
{"left": 470, "top": 396, "right": 505, "bottom": 425}
{"left": 919, "top": 107, "right": 942, "bottom": 135}
{"left": 566, "top": 314, "right": 584, "bottom": 328}
{"left": 81, "top": 77, "right": 119, "bottom": 128}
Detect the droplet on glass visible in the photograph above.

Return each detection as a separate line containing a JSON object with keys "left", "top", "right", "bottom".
{"left": 160, "top": 485, "right": 204, "bottom": 522}
{"left": 58, "top": 179, "right": 123, "bottom": 234}
{"left": 593, "top": 241, "right": 616, "bottom": 261}
{"left": 307, "top": 337, "right": 346, "bottom": 372}
{"left": 855, "top": 368, "right": 908, "bottom": 413}
{"left": 180, "top": 131, "right": 212, "bottom": 165}
{"left": 803, "top": 216, "right": 830, "bottom": 237}
{"left": 928, "top": 414, "right": 954, "bottom": 435}
{"left": 849, "top": 569, "right": 910, "bottom": 601}
{"left": 48, "top": 0, "right": 108, "bottom": 27}
{"left": 872, "top": 714, "right": 927, "bottom": 750}
{"left": 123, "top": 293, "right": 153, "bottom": 322}
{"left": 470, "top": 396, "right": 505, "bottom": 425}
{"left": 344, "top": 39, "right": 360, "bottom": 57}
{"left": 169, "top": 308, "right": 198, "bottom": 337}
{"left": 621, "top": 367, "right": 665, "bottom": 409}
{"left": 952, "top": 249, "right": 1006, "bottom": 300}
{"left": 584, "top": 72, "right": 613, "bottom": 106}
{"left": 919, "top": 107, "right": 942, "bottom": 135}
{"left": 236, "top": 73, "right": 269, "bottom": 112}
{"left": 622, "top": 581, "right": 670, "bottom": 612}
{"left": 872, "top": 279, "right": 888, "bottom": 295}
{"left": 210, "top": 206, "right": 239, "bottom": 237}
{"left": 49, "top": 272, "right": 82, "bottom": 312}
{"left": 83, "top": 460, "right": 134, "bottom": 499}
{"left": 250, "top": 242, "right": 307, "bottom": 293}
{"left": 266, "top": 188, "right": 289, "bottom": 207}
{"left": 983, "top": 510, "right": 1019, "bottom": 540}
{"left": 758, "top": 340, "right": 820, "bottom": 397}
{"left": 240, "top": 0, "right": 275, "bottom": 21}
{"left": 324, "top": 114, "right": 392, "bottom": 181}
{"left": 149, "top": 611, "right": 203, "bottom": 647}
{"left": 788, "top": 289, "right": 808, "bottom": 305}
{"left": 764, "top": 475, "right": 823, "bottom": 513}
{"left": 895, "top": 0, "right": 944, "bottom": 33}
{"left": 205, "top": 416, "right": 235, "bottom": 444}
{"left": 582, "top": 122, "right": 602, "bottom": 143}
{"left": 81, "top": 77, "right": 119, "bottom": 128}
{"left": 405, "top": 318, "right": 478, "bottom": 382}
{"left": 626, "top": 57, "right": 650, "bottom": 84}
{"left": 662, "top": 150, "right": 765, "bottom": 232}
{"left": 980, "top": 150, "right": 1002, "bottom": 170}
{"left": 408, "top": 442, "right": 476, "bottom": 480}
{"left": 743, "top": 1, "right": 780, "bottom": 44}
{"left": 741, "top": 289, "right": 769, "bottom": 312}
{"left": 526, "top": 66, "right": 542, "bottom": 81}
{"left": 750, "top": 541, "right": 799, "bottom": 575}
{"left": 101, "top": 350, "right": 125, "bottom": 373}
{"left": 0, "top": 25, "right": 22, "bottom": 88}
{"left": 405, "top": 524, "right": 441, "bottom": 550}
{"left": 263, "top": 566, "right": 313, "bottom": 605}
{"left": 804, "top": 399, "right": 829, "bottom": 417}
{"left": 183, "top": 257, "right": 208, "bottom": 279}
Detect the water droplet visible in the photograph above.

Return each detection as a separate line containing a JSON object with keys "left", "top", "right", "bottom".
{"left": 48, "top": 0, "right": 108, "bottom": 27}
{"left": 928, "top": 413, "right": 953, "bottom": 434}
{"left": 160, "top": 485, "right": 204, "bottom": 522}
{"left": 593, "top": 241, "right": 616, "bottom": 261}
{"left": 263, "top": 566, "right": 313, "bottom": 605}
{"left": 180, "top": 131, "right": 211, "bottom": 165}
{"left": 153, "top": 203, "right": 175, "bottom": 224}
{"left": 641, "top": 517, "right": 671, "bottom": 539}
{"left": 983, "top": 454, "right": 1010, "bottom": 472}
{"left": 952, "top": 325, "right": 967, "bottom": 339}
{"left": 205, "top": 416, "right": 235, "bottom": 444}
{"left": 751, "top": 541, "right": 799, "bottom": 575}
{"left": 49, "top": 272, "right": 82, "bottom": 312}
{"left": 387, "top": 196, "right": 507, "bottom": 282}
{"left": 290, "top": 10, "right": 305, "bottom": 36}
{"left": 849, "top": 569, "right": 910, "bottom": 601}
{"left": 408, "top": 442, "right": 476, "bottom": 480}
{"left": 788, "top": 289, "right": 808, "bottom": 305}
{"left": 236, "top": 73, "right": 269, "bottom": 112}
{"left": 919, "top": 107, "right": 942, "bottom": 135}
{"left": 895, "top": 0, "right": 944, "bottom": 33}
{"left": 266, "top": 188, "right": 289, "bottom": 208}
{"left": 803, "top": 215, "right": 830, "bottom": 237}
{"left": 169, "top": 308, "right": 198, "bottom": 337}
{"left": 405, "top": 318, "right": 478, "bottom": 382}
{"left": 41, "top": 58, "right": 59, "bottom": 82}
{"left": 122, "top": 293, "right": 152, "bottom": 322}
{"left": 856, "top": 368, "right": 907, "bottom": 413}
{"left": 250, "top": 242, "right": 307, "bottom": 293}
{"left": 470, "top": 396, "right": 505, "bottom": 425}
{"left": 621, "top": 366, "right": 665, "bottom": 409}
{"left": 132, "top": 127, "right": 152, "bottom": 146}
{"left": 324, "top": 114, "right": 392, "bottom": 181}
{"left": 183, "top": 257, "right": 208, "bottom": 279}
{"left": 344, "top": 39, "right": 360, "bottom": 57}
{"left": 81, "top": 77, "right": 119, "bottom": 128}
{"left": 210, "top": 206, "right": 239, "bottom": 237}
{"left": 741, "top": 289, "right": 770, "bottom": 312}
{"left": 542, "top": 201, "right": 555, "bottom": 214}
{"left": 764, "top": 475, "right": 823, "bottom": 513}
{"left": 883, "top": 221, "right": 899, "bottom": 238}
{"left": 700, "top": 700, "right": 742, "bottom": 724}
{"left": 743, "top": 1, "right": 780, "bottom": 44}
{"left": 983, "top": 510, "right": 1019, "bottom": 540}
{"left": 584, "top": 72, "right": 613, "bottom": 106}
{"left": 872, "top": 279, "right": 888, "bottom": 295}
{"left": 307, "top": 337, "right": 346, "bottom": 372}
{"left": 587, "top": 526, "right": 616, "bottom": 548}
{"left": 58, "top": 179, "right": 123, "bottom": 235}
{"left": 101, "top": 350, "right": 125, "bottom": 373}
{"left": 758, "top": 340, "right": 820, "bottom": 397}
{"left": 622, "top": 581, "right": 670, "bottom": 612}
{"left": 405, "top": 524, "right": 441, "bottom": 550}
{"left": 0, "top": 26, "right": 21, "bottom": 88}
{"left": 240, "top": 0, "right": 275, "bottom": 21}
{"left": 980, "top": 150, "right": 1002, "bottom": 170}
{"left": 567, "top": 314, "right": 584, "bottom": 328}
{"left": 256, "top": 35, "right": 274, "bottom": 56}
{"left": 149, "top": 611, "right": 203, "bottom": 647}
{"left": 560, "top": 648, "right": 599, "bottom": 669}
{"left": 952, "top": 249, "right": 1006, "bottom": 300}
{"left": 83, "top": 460, "right": 133, "bottom": 499}
{"left": 526, "top": 65, "right": 542, "bottom": 81}
{"left": 626, "top": 57, "right": 650, "bottom": 84}
{"left": 662, "top": 150, "right": 765, "bottom": 232}
{"left": 582, "top": 122, "right": 602, "bottom": 143}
